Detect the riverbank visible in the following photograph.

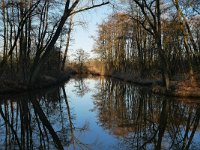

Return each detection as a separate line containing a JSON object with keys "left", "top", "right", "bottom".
{"left": 113, "top": 75, "right": 200, "bottom": 98}
{"left": 67, "top": 62, "right": 200, "bottom": 98}
{"left": 109, "top": 72, "right": 200, "bottom": 98}
{"left": 0, "top": 69, "right": 76, "bottom": 95}
{"left": 152, "top": 80, "right": 200, "bottom": 98}
{"left": 110, "top": 73, "right": 200, "bottom": 98}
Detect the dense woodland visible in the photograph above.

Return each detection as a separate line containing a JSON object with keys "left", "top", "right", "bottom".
{"left": 0, "top": 0, "right": 108, "bottom": 88}
{"left": 0, "top": 0, "right": 200, "bottom": 92}
{"left": 1, "top": 1, "right": 200, "bottom": 149}
{"left": 94, "top": 0, "right": 200, "bottom": 90}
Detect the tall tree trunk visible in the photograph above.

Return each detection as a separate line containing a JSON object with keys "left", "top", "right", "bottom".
{"left": 173, "top": 0, "right": 198, "bottom": 53}
{"left": 156, "top": 0, "right": 170, "bottom": 90}
{"left": 61, "top": 15, "right": 73, "bottom": 71}
{"left": 2, "top": 0, "right": 8, "bottom": 57}
{"left": 29, "top": 1, "right": 78, "bottom": 84}
{"left": 174, "top": 0, "right": 195, "bottom": 82}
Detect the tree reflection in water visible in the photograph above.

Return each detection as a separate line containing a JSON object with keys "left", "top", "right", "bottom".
{"left": 93, "top": 78, "right": 200, "bottom": 150}
{"left": 73, "top": 77, "right": 90, "bottom": 97}
{"left": 0, "top": 77, "right": 200, "bottom": 150}
{"left": 0, "top": 86, "right": 88, "bottom": 150}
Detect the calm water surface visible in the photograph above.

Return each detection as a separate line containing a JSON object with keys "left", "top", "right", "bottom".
{"left": 0, "top": 77, "right": 200, "bottom": 150}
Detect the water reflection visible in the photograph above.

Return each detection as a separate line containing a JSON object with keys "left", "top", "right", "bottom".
{"left": 0, "top": 77, "right": 200, "bottom": 150}
{"left": 93, "top": 78, "right": 200, "bottom": 150}
{"left": 72, "top": 77, "right": 90, "bottom": 97}
{"left": 0, "top": 86, "right": 88, "bottom": 150}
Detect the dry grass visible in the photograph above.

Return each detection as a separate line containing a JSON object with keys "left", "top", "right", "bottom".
{"left": 67, "top": 60, "right": 107, "bottom": 75}
{"left": 85, "top": 60, "right": 106, "bottom": 75}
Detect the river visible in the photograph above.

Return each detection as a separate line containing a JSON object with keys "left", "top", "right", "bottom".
{"left": 0, "top": 76, "right": 200, "bottom": 150}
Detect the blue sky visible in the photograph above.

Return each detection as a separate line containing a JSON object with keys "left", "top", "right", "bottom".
{"left": 68, "top": 4, "right": 113, "bottom": 59}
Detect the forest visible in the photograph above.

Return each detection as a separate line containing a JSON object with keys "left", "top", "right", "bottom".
{"left": 0, "top": 0, "right": 200, "bottom": 96}
{"left": 92, "top": 0, "right": 200, "bottom": 96}
{"left": 0, "top": 0, "right": 108, "bottom": 92}
{"left": 0, "top": 1, "right": 200, "bottom": 149}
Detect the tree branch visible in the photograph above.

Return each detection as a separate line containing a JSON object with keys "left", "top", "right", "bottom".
{"left": 70, "top": 1, "right": 109, "bottom": 15}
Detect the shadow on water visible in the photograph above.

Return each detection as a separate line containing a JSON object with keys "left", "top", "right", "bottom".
{"left": 0, "top": 77, "right": 200, "bottom": 149}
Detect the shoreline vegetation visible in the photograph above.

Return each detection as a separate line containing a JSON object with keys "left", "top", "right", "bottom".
{"left": 67, "top": 61, "right": 200, "bottom": 98}
{"left": 0, "top": 1, "right": 109, "bottom": 95}
{"left": 0, "top": 1, "right": 199, "bottom": 99}
{"left": 0, "top": 69, "right": 76, "bottom": 95}
{"left": 0, "top": 63, "right": 200, "bottom": 98}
